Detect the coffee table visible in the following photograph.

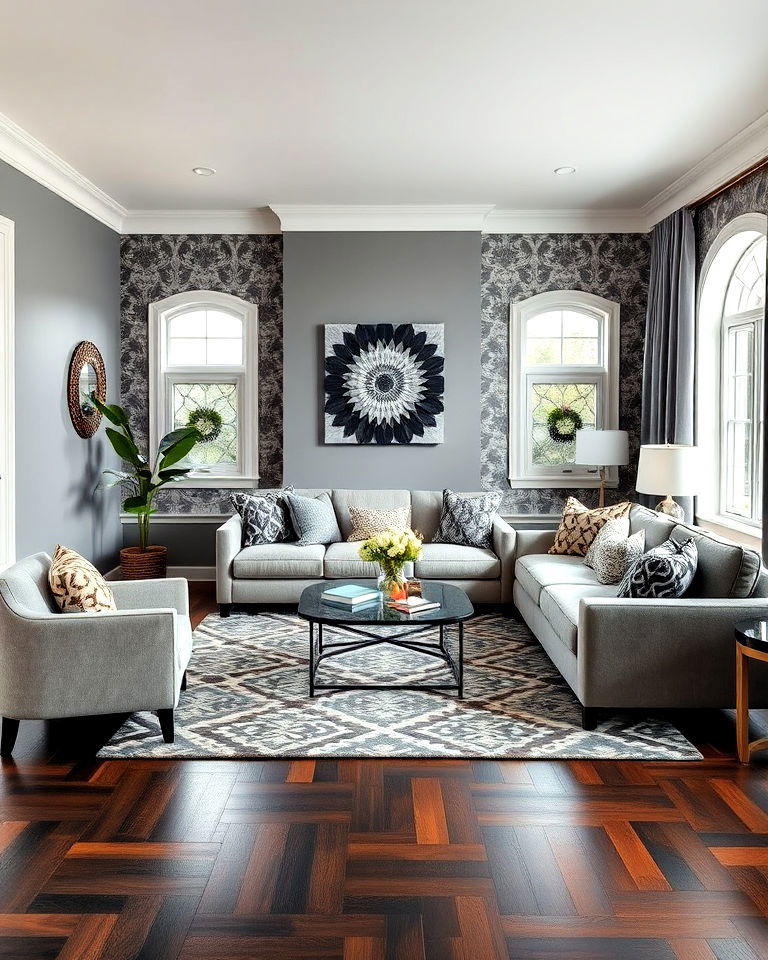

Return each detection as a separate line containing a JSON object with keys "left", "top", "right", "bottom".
{"left": 297, "top": 581, "right": 473, "bottom": 698}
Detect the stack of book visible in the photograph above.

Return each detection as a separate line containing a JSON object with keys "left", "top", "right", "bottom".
{"left": 387, "top": 596, "right": 441, "bottom": 616}
{"left": 321, "top": 584, "right": 380, "bottom": 609}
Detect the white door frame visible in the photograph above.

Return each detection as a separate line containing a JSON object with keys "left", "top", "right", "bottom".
{"left": 0, "top": 215, "right": 15, "bottom": 570}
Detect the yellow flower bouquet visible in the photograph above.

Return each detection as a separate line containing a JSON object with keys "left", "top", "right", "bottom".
{"left": 358, "top": 528, "right": 422, "bottom": 600}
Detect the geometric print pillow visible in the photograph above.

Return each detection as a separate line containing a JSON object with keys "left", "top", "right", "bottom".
{"left": 230, "top": 487, "right": 295, "bottom": 547}
{"left": 618, "top": 536, "right": 698, "bottom": 599}
{"left": 584, "top": 517, "right": 646, "bottom": 585}
{"left": 347, "top": 505, "right": 411, "bottom": 542}
{"left": 433, "top": 489, "right": 502, "bottom": 549}
{"left": 48, "top": 544, "right": 116, "bottom": 613}
{"left": 548, "top": 497, "right": 632, "bottom": 557}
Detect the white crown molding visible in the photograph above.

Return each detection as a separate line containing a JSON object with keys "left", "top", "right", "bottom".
{"left": 483, "top": 208, "right": 649, "bottom": 234}
{"left": 270, "top": 204, "right": 495, "bottom": 232}
{"left": 123, "top": 208, "right": 281, "bottom": 234}
{"left": 0, "top": 111, "right": 126, "bottom": 232}
{"left": 643, "top": 110, "right": 768, "bottom": 227}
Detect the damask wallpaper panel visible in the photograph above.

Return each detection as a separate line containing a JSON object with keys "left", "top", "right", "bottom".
{"left": 481, "top": 233, "right": 651, "bottom": 515}
{"left": 695, "top": 166, "right": 768, "bottom": 268}
{"left": 121, "top": 234, "right": 282, "bottom": 512}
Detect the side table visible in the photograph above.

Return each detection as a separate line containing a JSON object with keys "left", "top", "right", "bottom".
{"left": 735, "top": 619, "right": 768, "bottom": 763}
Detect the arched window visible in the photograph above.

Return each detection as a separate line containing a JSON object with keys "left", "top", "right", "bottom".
{"left": 698, "top": 213, "right": 766, "bottom": 533}
{"left": 508, "top": 291, "right": 620, "bottom": 487}
{"left": 149, "top": 291, "right": 259, "bottom": 486}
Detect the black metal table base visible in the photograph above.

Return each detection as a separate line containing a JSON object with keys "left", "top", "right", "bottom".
{"left": 308, "top": 620, "right": 464, "bottom": 698}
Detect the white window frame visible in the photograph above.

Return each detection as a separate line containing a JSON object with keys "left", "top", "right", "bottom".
{"left": 0, "top": 215, "right": 15, "bottom": 570}
{"left": 697, "top": 214, "right": 766, "bottom": 538}
{"left": 508, "top": 290, "right": 620, "bottom": 488}
{"left": 149, "top": 290, "right": 259, "bottom": 488}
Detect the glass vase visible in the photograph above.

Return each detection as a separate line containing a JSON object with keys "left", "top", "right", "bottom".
{"left": 377, "top": 563, "right": 408, "bottom": 601}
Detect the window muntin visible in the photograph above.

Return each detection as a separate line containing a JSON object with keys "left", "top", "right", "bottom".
{"left": 509, "top": 292, "right": 619, "bottom": 488}
{"left": 149, "top": 291, "right": 258, "bottom": 486}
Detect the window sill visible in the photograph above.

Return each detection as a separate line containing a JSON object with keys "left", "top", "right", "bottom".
{"left": 695, "top": 513, "right": 762, "bottom": 550}
{"left": 173, "top": 474, "right": 260, "bottom": 489}
{"left": 508, "top": 476, "right": 618, "bottom": 490}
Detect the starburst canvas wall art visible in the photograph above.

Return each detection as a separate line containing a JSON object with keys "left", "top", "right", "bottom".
{"left": 324, "top": 323, "right": 445, "bottom": 444}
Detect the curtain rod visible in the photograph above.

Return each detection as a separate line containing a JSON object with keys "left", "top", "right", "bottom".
{"left": 690, "top": 154, "right": 768, "bottom": 209}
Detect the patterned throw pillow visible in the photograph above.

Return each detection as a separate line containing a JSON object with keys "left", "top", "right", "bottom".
{"left": 585, "top": 517, "right": 646, "bottom": 585}
{"left": 231, "top": 487, "right": 295, "bottom": 546}
{"left": 284, "top": 492, "right": 342, "bottom": 546}
{"left": 347, "top": 505, "right": 411, "bottom": 542}
{"left": 48, "top": 544, "right": 116, "bottom": 613}
{"left": 433, "top": 489, "right": 502, "bottom": 549}
{"left": 618, "top": 537, "right": 698, "bottom": 599}
{"left": 548, "top": 497, "right": 632, "bottom": 557}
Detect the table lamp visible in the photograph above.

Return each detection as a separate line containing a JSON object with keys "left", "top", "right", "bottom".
{"left": 574, "top": 430, "right": 629, "bottom": 507}
{"left": 635, "top": 443, "right": 699, "bottom": 521}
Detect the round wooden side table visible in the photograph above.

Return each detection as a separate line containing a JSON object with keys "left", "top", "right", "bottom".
{"left": 735, "top": 619, "right": 768, "bottom": 763}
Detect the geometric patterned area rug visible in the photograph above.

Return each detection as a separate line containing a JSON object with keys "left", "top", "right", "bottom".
{"left": 97, "top": 612, "right": 701, "bottom": 761}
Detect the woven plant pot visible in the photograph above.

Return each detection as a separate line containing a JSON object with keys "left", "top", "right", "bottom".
{"left": 119, "top": 545, "right": 167, "bottom": 580}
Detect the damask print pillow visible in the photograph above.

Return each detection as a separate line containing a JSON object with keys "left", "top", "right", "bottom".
{"left": 618, "top": 537, "right": 698, "bottom": 599}
{"left": 433, "top": 489, "right": 502, "bottom": 549}
{"left": 231, "top": 487, "right": 295, "bottom": 547}
{"left": 48, "top": 545, "right": 116, "bottom": 613}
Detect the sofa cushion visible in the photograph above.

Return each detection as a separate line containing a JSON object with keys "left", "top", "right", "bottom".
{"left": 284, "top": 492, "right": 342, "bottom": 546}
{"left": 539, "top": 582, "right": 620, "bottom": 653}
{"left": 331, "top": 490, "right": 411, "bottom": 540}
{"left": 549, "top": 497, "right": 632, "bottom": 556}
{"left": 628, "top": 504, "right": 677, "bottom": 549}
{"left": 347, "top": 504, "right": 411, "bottom": 542}
{"left": 515, "top": 554, "right": 601, "bottom": 605}
{"left": 233, "top": 543, "right": 325, "bottom": 579}
{"left": 415, "top": 543, "right": 500, "bottom": 580}
{"left": 323, "top": 542, "right": 414, "bottom": 580}
{"left": 433, "top": 489, "right": 502, "bottom": 549}
{"left": 230, "top": 488, "right": 294, "bottom": 546}
{"left": 48, "top": 544, "right": 116, "bottom": 613}
{"left": 410, "top": 490, "right": 443, "bottom": 542}
{"left": 669, "top": 525, "right": 761, "bottom": 598}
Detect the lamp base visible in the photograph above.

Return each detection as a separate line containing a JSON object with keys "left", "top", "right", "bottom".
{"left": 655, "top": 496, "right": 684, "bottom": 521}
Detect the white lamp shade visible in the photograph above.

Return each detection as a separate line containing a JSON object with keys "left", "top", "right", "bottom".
{"left": 574, "top": 429, "right": 629, "bottom": 466}
{"left": 635, "top": 444, "right": 700, "bottom": 496}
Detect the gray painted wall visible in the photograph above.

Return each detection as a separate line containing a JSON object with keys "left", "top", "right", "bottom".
{"left": 0, "top": 160, "right": 121, "bottom": 569}
{"left": 283, "top": 232, "right": 481, "bottom": 489}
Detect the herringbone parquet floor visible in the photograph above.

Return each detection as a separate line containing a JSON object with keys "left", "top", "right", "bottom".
{"left": 2, "top": 584, "right": 768, "bottom": 960}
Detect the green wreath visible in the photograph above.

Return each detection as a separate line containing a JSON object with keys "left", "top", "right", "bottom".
{"left": 187, "top": 406, "right": 223, "bottom": 443}
{"left": 547, "top": 405, "right": 583, "bottom": 444}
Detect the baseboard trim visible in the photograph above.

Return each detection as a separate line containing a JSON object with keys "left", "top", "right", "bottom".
{"left": 105, "top": 565, "right": 215, "bottom": 582}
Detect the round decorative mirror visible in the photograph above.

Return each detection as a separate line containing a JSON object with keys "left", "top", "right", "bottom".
{"left": 68, "top": 341, "right": 107, "bottom": 438}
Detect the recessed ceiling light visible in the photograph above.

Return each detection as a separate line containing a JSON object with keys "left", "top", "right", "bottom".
{"left": 192, "top": 166, "right": 216, "bottom": 177}
{"left": 553, "top": 166, "right": 576, "bottom": 175}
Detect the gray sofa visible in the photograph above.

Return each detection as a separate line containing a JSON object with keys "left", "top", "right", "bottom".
{"left": 216, "top": 488, "right": 516, "bottom": 611}
{"left": 0, "top": 553, "right": 193, "bottom": 754}
{"left": 513, "top": 504, "right": 768, "bottom": 728}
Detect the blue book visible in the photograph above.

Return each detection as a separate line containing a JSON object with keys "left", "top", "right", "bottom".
{"left": 322, "top": 598, "right": 381, "bottom": 612}
{"left": 321, "top": 583, "right": 379, "bottom": 605}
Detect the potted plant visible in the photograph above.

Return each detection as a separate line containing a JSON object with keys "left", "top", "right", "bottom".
{"left": 92, "top": 396, "right": 201, "bottom": 579}
{"left": 358, "top": 528, "right": 423, "bottom": 600}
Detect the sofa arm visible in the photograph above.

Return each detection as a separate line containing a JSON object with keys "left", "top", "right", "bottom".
{"left": 514, "top": 529, "right": 557, "bottom": 560}
{"left": 216, "top": 514, "right": 242, "bottom": 603}
{"left": 577, "top": 596, "right": 768, "bottom": 708}
{"left": 0, "top": 605, "right": 182, "bottom": 719}
{"left": 492, "top": 516, "right": 516, "bottom": 603}
{"left": 111, "top": 577, "right": 189, "bottom": 616}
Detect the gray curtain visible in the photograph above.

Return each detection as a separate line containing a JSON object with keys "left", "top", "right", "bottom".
{"left": 639, "top": 208, "right": 696, "bottom": 519}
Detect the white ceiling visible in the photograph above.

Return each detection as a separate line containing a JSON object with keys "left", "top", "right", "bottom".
{"left": 1, "top": 0, "right": 768, "bottom": 223}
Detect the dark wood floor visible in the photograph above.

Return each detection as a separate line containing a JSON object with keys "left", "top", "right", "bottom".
{"left": 3, "top": 584, "right": 768, "bottom": 959}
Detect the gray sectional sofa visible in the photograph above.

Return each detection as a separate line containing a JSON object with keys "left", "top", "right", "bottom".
{"left": 513, "top": 504, "right": 768, "bottom": 728}
{"left": 216, "top": 489, "right": 516, "bottom": 610}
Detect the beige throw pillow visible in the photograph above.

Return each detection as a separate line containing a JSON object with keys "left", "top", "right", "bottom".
{"left": 48, "top": 544, "right": 116, "bottom": 613}
{"left": 347, "top": 505, "right": 411, "bottom": 542}
{"left": 584, "top": 517, "right": 646, "bottom": 584}
{"left": 548, "top": 497, "right": 632, "bottom": 557}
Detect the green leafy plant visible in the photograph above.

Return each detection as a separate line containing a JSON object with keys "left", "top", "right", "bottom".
{"left": 92, "top": 395, "right": 201, "bottom": 551}
{"left": 187, "top": 406, "right": 223, "bottom": 443}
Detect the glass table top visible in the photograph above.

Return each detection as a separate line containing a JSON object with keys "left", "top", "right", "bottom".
{"left": 297, "top": 581, "right": 474, "bottom": 625}
{"left": 736, "top": 619, "right": 768, "bottom": 651}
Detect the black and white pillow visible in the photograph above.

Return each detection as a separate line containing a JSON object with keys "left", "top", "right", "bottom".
{"left": 433, "top": 489, "right": 502, "bottom": 549}
{"left": 618, "top": 537, "right": 698, "bottom": 599}
{"left": 584, "top": 517, "right": 645, "bottom": 585}
{"left": 231, "top": 487, "right": 295, "bottom": 547}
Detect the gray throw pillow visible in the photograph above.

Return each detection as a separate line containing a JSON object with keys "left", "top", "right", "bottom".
{"left": 231, "top": 487, "right": 295, "bottom": 547}
{"left": 433, "top": 489, "right": 502, "bottom": 549}
{"left": 618, "top": 536, "right": 698, "bottom": 599}
{"left": 284, "top": 492, "right": 342, "bottom": 545}
{"left": 585, "top": 517, "right": 645, "bottom": 585}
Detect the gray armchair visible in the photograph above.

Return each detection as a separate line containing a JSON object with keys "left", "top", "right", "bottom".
{"left": 0, "top": 553, "right": 193, "bottom": 756}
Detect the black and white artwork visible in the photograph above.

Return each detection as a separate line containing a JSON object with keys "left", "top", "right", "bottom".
{"left": 324, "top": 323, "right": 445, "bottom": 444}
